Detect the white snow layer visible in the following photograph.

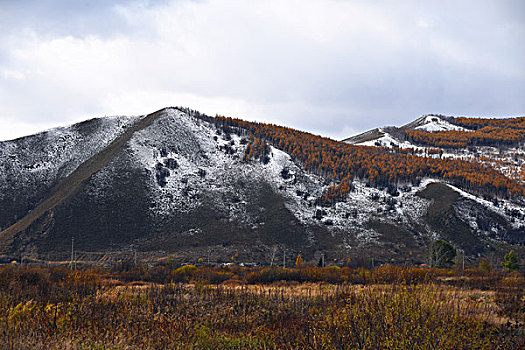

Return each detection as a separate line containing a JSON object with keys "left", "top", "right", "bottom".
{"left": 0, "top": 115, "right": 139, "bottom": 201}
{"left": 414, "top": 115, "right": 469, "bottom": 132}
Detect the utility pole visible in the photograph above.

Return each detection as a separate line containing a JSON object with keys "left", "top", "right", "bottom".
{"left": 71, "top": 237, "right": 74, "bottom": 270}
{"left": 459, "top": 249, "right": 465, "bottom": 273}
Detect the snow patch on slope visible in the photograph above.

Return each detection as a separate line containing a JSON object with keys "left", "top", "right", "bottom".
{"left": 421, "top": 178, "right": 525, "bottom": 230}
{"left": 0, "top": 115, "right": 139, "bottom": 200}
{"left": 357, "top": 129, "right": 427, "bottom": 151}
{"left": 414, "top": 115, "right": 469, "bottom": 132}
{"left": 356, "top": 130, "right": 395, "bottom": 147}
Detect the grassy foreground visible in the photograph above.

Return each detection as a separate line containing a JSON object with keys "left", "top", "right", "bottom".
{"left": 0, "top": 264, "right": 523, "bottom": 349}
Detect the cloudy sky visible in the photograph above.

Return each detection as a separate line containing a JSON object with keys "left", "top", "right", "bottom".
{"left": 0, "top": 0, "right": 524, "bottom": 141}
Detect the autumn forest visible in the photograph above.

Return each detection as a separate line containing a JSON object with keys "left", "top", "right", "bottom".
{"left": 205, "top": 114, "right": 525, "bottom": 205}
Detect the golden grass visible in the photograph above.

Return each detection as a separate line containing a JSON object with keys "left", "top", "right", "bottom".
{"left": 0, "top": 265, "right": 522, "bottom": 349}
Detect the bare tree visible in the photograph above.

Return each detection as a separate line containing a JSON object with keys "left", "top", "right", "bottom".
{"left": 269, "top": 245, "right": 278, "bottom": 267}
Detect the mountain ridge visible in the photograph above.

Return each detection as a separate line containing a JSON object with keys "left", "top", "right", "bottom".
{"left": 1, "top": 108, "right": 523, "bottom": 264}
{"left": 0, "top": 108, "right": 167, "bottom": 250}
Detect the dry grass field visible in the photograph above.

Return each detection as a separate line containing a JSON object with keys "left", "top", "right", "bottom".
{"left": 0, "top": 264, "right": 523, "bottom": 349}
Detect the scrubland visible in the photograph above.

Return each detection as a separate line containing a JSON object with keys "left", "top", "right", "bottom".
{"left": 0, "top": 264, "right": 523, "bottom": 349}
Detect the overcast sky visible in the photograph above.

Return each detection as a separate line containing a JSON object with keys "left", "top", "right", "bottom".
{"left": 0, "top": 0, "right": 524, "bottom": 141}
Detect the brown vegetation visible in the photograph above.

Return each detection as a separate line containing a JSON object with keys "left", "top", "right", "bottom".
{"left": 0, "top": 264, "right": 523, "bottom": 349}
{"left": 211, "top": 116, "right": 525, "bottom": 203}
{"left": 406, "top": 116, "right": 525, "bottom": 149}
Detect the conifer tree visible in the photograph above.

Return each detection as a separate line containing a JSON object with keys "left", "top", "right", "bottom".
{"left": 501, "top": 250, "right": 519, "bottom": 272}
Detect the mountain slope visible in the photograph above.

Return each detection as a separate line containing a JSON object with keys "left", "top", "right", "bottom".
{"left": 1, "top": 109, "right": 524, "bottom": 264}
{"left": 0, "top": 115, "right": 139, "bottom": 231}
{"left": 0, "top": 109, "right": 165, "bottom": 251}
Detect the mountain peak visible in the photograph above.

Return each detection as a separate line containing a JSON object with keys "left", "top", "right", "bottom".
{"left": 401, "top": 115, "right": 468, "bottom": 132}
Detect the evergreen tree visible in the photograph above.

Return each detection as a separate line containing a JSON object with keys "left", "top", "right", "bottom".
{"left": 501, "top": 250, "right": 519, "bottom": 272}
{"left": 428, "top": 240, "right": 456, "bottom": 268}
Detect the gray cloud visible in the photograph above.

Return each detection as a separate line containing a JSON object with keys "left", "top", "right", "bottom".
{"left": 0, "top": 0, "right": 162, "bottom": 38}
{"left": 0, "top": 0, "right": 523, "bottom": 141}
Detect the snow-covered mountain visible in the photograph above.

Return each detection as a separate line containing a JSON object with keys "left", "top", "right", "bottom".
{"left": 344, "top": 114, "right": 525, "bottom": 182}
{"left": 343, "top": 114, "right": 467, "bottom": 147}
{"left": 0, "top": 109, "right": 523, "bottom": 264}
{"left": 402, "top": 115, "right": 470, "bottom": 132}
